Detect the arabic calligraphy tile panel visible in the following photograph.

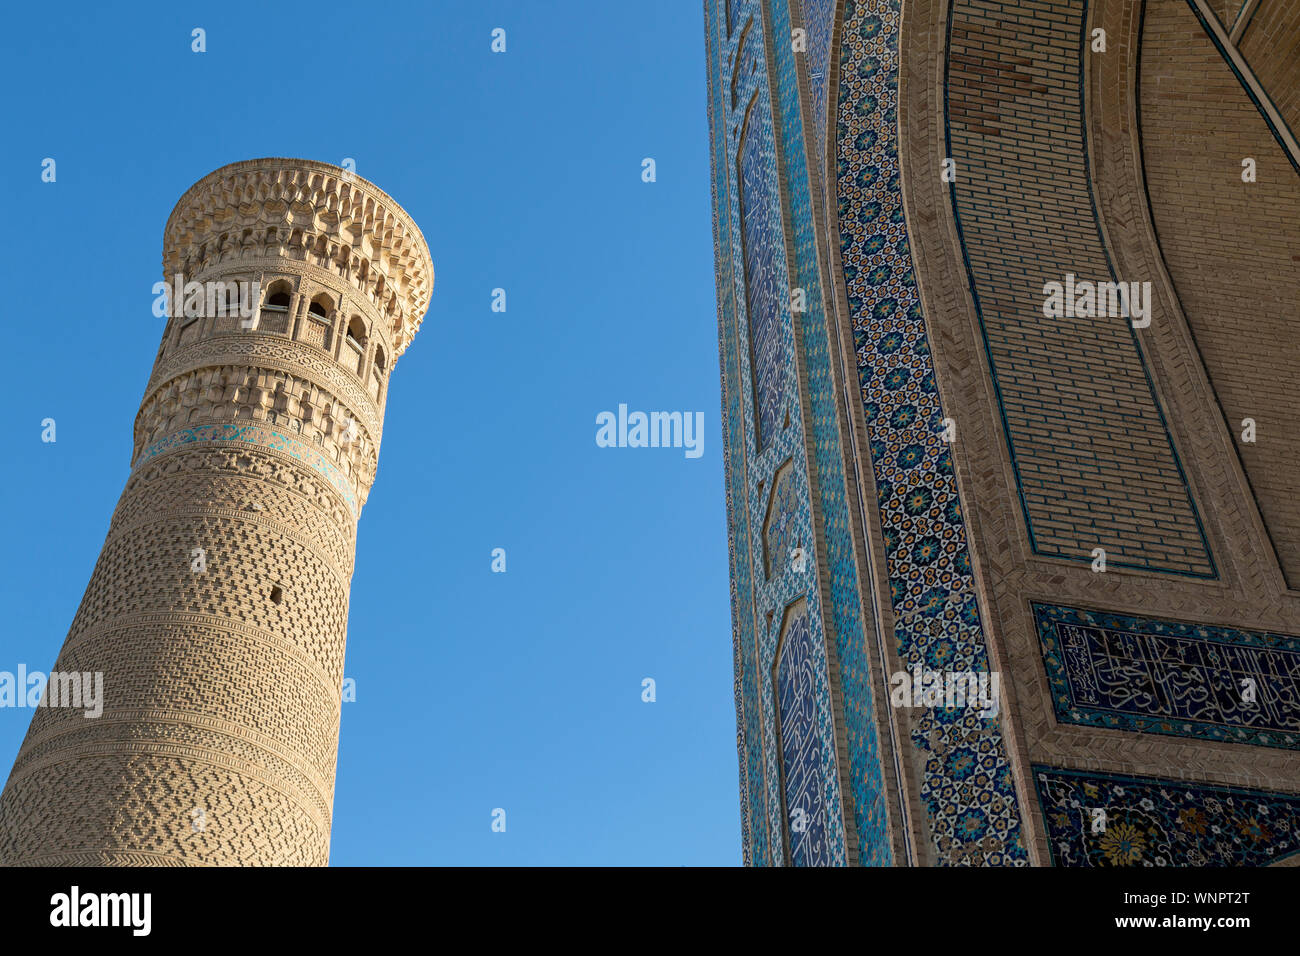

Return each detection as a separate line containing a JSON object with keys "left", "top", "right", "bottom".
{"left": 1034, "top": 603, "right": 1300, "bottom": 750}
{"left": 776, "top": 603, "right": 833, "bottom": 865}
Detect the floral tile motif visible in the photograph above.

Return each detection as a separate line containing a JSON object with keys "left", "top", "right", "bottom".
{"left": 1035, "top": 603, "right": 1300, "bottom": 750}
{"left": 834, "top": 0, "right": 1028, "bottom": 864}
{"left": 1035, "top": 766, "right": 1300, "bottom": 866}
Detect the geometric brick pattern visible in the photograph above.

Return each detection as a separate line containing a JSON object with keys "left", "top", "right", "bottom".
{"left": 945, "top": 0, "right": 1214, "bottom": 576}
{"left": 68, "top": 508, "right": 351, "bottom": 674}
{"left": 136, "top": 422, "right": 361, "bottom": 516}
{"left": 134, "top": 360, "right": 379, "bottom": 507}
{"left": 1237, "top": 0, "right": 1300, "bottom": 137}
{"left": 1140, "top": 0, "right": 1300, "bottom": 586}
{"left": 146, "top": 337, "right": 388, "bottom": 450}
{"left": 112, "top": 453, "right": 357, "bottom": 575}
{"left": 0, "top": 754, "right": 329, "bottom": 867}
{"left": 0, "top": 159, "right": 432, "bottom": 865}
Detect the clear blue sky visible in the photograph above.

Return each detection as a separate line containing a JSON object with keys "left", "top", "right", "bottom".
{"left": 0, "top": 0, "right": 737, "bottom": 865}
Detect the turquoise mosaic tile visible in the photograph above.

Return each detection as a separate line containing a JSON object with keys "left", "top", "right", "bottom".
{"left": 710, "top": 0, "right": 873, "bottom": 867}
{"left": 707, "top": 0, "right": 766, "bottom": 866}
{"left": 763, "top": 0, "right": 892, "bottom": 866}
{"left": 135, "top": 423, "right": 358, "bottom": 516}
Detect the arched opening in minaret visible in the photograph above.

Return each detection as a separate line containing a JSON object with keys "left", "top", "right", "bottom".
{"left": 299, "top": 294, "right": 333, "bottom": 350}
{"left": 346, "top": 316, "right": 367, "bottom": 349}
{"left": 259, "top": 282, "right": 292, "bottom": 334}
{"left": 345, "top": 316, "right": 367, "bottom": 376}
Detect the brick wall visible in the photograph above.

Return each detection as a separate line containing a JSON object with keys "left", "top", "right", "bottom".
{"left": 1238, "top": 0, "right": 1300, "bottom": 136}
{"left": 945, "top": 0, "right": 1213, "bottom": 575}
{"left": 1140, "top": 0, "right": 1300, "bottom": 586}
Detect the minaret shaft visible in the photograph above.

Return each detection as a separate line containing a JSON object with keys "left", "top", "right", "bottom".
{"left": 0, "top": 159, "right": 432, "bottom": 866}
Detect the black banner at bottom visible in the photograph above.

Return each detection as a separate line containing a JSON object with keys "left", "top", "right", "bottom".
{"left": 0, "top": 864, "right": 1288, "bottom": 941}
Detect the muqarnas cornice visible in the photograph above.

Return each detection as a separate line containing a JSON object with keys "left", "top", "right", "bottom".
{"left": 163, "top": 158, "right": 434, "bottom": 361}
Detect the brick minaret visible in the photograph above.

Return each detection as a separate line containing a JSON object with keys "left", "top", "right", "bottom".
{"left": 0, "top": 159, "right": 432, "bottom": 865}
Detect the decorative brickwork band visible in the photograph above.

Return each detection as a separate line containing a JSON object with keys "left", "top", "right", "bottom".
{"left": 0, "top": 159, "right": 432, "bottom": 866}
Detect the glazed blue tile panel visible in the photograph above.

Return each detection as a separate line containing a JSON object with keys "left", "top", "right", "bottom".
{"left": 736, "top": 53, "right": 830, "bottom": 866}
{"left": 732, "top": 26, "right": 761, "bottom": 113}
{"left": 764, "top": 461, "right": 801, "bottom": 579}
{"left": 707, "top": 0, "right": 767, "bottom": 865}
{"left": 765, "top": 0, "right": 893, "bottom": 864}
{"left": 777, "top": 606, "right": 833, "bottom": 865}
{"left": 716, "top": 0, "right": 842, "bottom": 868}
{"left": 1035, "top": 766, "right": 1300, "bottom": 866}
{"left": 734, "top": 11, "right": 849, "bottom": 868}
{"left": 798, "top": 0, "right": 837, "bottom": 168}
{"left": 739, "top": 112, "right": 787, "bottom": 451}
{"left": 835, "top": 0, "right": 1028, "bottom": 864}
{"left": 1035, "top": 603, "right": 1300, "bottom": 750}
